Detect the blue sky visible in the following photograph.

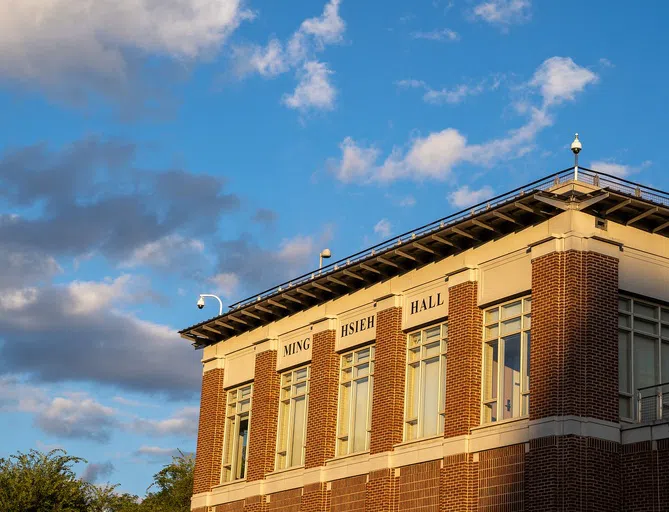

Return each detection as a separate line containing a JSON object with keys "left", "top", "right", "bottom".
{"left": 0, "top": 0, "right": 668, "bottom": 496}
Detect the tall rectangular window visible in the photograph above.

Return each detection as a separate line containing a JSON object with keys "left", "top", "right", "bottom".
{"left": 221, "top": 383, "right": 252, "bottom": 482}
{"left": 618, "top": 297, "right": 669, "bottom": 420}
{"left": 276, "top": 366, "right": 309, "bottom": 469}
{"left": 405, "top": 323, "right": 448, "bottom": 441}
{"left": 482, "top": 297, "right": 531, "bottom": 423}
{"left": 336, "top": 345, "right": 374, "bottom": 456}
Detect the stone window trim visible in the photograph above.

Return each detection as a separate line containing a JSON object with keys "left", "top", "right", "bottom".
{"left": 275, "top": 365, "right": 310, "bottom": 470}
{"left": 221, "top": 382, "right": 253, "bottom": 483}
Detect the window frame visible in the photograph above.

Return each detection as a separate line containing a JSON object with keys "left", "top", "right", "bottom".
{"left": 481, "top": 296, "right": 532, "bottom": 424}
{"left": 618, "top": 296, "right": 669, "bottom": 421}
{"left": 275, "top": 365, "right": 310, "bottom": 470}
{"left": 221, "top": 383, "right": 253, "bottom": 483}
{"left": 335, "top": 344, "right": 375, "bottom": 457}
{"left": 403, "top": 322, "right": 448, "bottom": 441}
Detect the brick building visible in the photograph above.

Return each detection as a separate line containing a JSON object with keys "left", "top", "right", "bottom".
{"left": 181, "top": 168, "right": 669, "bottom": 511}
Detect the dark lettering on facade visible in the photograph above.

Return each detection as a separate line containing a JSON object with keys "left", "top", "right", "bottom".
{"left": 283, "top": 337, "right": 311, "bottom": 357}
{"left": 410, "top": 292, "right": 444, "bottom": 315}
{"left": 340, "top": 314, "right": 376, "bottom": 338}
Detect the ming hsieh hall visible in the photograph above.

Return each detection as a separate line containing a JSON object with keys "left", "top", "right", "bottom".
{"left": 181, "top": 165, "right": 669, "bottom": 512}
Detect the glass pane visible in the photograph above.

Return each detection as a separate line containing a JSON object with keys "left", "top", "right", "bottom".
{"left": 483, "top": 402, "right": 497, "bottom": 423}
{"left": 342, "top": 353, "right": 353, "bottom": 367}
{"left": 295, "top": 368, "right": 308, "bottom": 381}
{"left": 619, "top": 396, "right": 631, "bottom": 419}
{"left": 422, "top": 358, "right": 440, "bottom": 437}
{"left": 277, "top": 401, "right": 289, "bottom": 454}
{"left": 619, "top": 298, "right": 631, "bottom": 312}
{"left": 294, "top": 382, "right": 307, "bottom": 396}
{"left": 502, "top": 301, "right": 522, "bottom": 319}
{"left": 662, "top": 342, "right": 669, "bottom": 386}
{"left": 523, "top": 297, "right": 532, "bottom": 313}
{"left": 352, "top": 378, "right": 369, "bottom": 452}
{"left": 521, "top": 394, "right": 529, "bottom": 417}
{"left": 619, "top": 331, "right": 631, "bottom": 394}
{"left": 485, "top": 324, "right": 499, "bottom": 340}
{"left": 282, "top": 373, "right": 292, "bottom": 386}
{"left": 501, "top": 318, "right": 521, "bottom": 335}
{"left": 236, "top": 418, "right": 249, "bottom": 479}
{"left": 524, "top": 332, "right": 531, "bottom": 393}
{"left": 356, "top": 363, "right": 370, "bottom": 378}
{"left": 524, "top": 315, "right": 531, "bottom": 330}
{"left": 635, "top": 302, "right": 658, "bottom": 319}
{"left": 408, "top": 347, "right": 420, "bottom": 363}
{"left": 239, "top": 399, "right": 250, "bottom": 412}
{"left": 484, "top": 341, "right": 498, "bottom": 401}
{"left": 240, "top": 386, "right": 252, "bottom": 398}
{"left": 338, "top": 383, "right": 351, "bottom": 438}
{"left": 502, "top": 334, "right": 521, "bottom": 419}
{"left": 662, "top": 325, "right": 669, "bottom": 340}
{"left": 486, "top": 308, "right": 499, "bottom": 324}
{"left": 441, "top": 323, "right": 448, "bottom": 338}
{"left": 425, "top": 326, "right": 441, "bottom": 341}
{"left": 289, "top": 396, "right": 306, "bottom": 466}
{"left": 409, "top": 333, "right": 421, "bottom": 347}
{"left": 407, "top": 363, "right": 420, "bottom": 419}
{"left": 618, "top": 314, "right": 631, "bottom": 329}
{"left": 635, "top": 335, "right": 658, "bottom": 389}
{"left": 635, "top": 318, "right": 658, "bottom": 336}
{"left": 357, "top": 348, "right": 370, "bottom": 363}
{"left": 424, "top": 341, "right": 440, "bottom": 358}
{"left": 662, "top": 309, "right": 669, "bottom": 323}
{"left": 341, "top": 368, "right": 353, "bottom": 382}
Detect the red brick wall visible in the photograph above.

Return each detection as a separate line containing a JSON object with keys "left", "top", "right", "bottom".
{"left": 366, "top": 468, "right": 399, "bottom": 512}
{"left": 247, "top": 350, "right": 280, "bottom": 482}
{"left": 193, "top": 367, "right": 226, "bottom": 494}
{"left": 216, "top": 500, "right": 245, "bottom": 512}
{"left": 304, "top": 330, "right": 339, "bottom": 469}
{"left": 531, "top": 251, "right": 618, "bottom": 422}
{"left": 621, "top": 439, "right": 669, "bottom": 512}
{"left": 444, "top": 281, "right": 482, "bottom": 437}
{"left": 478, "top": 444, "right": 524, "bottom": 511}
{"left": 370, "top": 306, "right": 406, "bottom": 454}
{"left": 330, "top": 475, "right": 366, "bottom": 511}
{"left": 398, "top": 460, "right": 441, "bottom": 511}
{"left": 268, "top": 489, "right": 302, "bottom": 512}
{"left": 301, "top": 482, "right": 330, "bottom": 512}
{"left": 441, "top": 453, "right": 478, "bottom": 511}
{"left": 244, "top": 495, "right": 269, "bottom": 512}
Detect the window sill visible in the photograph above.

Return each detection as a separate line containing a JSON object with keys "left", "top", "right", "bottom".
{"left": 211, "top": 477, "right": 247, "bottom": 490}
{"left": 326, "top": 450, "right": 370, "bottom": 465}
{"left": 265, "top": 464, "right": 305, "bottom": 479}
{"left": 394, "top": 434, "right": 444, "bottom": 449}
{"left": 472, "top": 415, "right": 529, "bottom": 432}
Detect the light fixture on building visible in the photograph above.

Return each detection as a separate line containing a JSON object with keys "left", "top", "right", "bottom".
{"left": 319, "top": 248, "right": 332, "bottom": 269}
{"left": 197, "top": 294, "right": 223, "bottom": 316}
{"left": 571, "top": 133, "right": 582, "bottom": 180}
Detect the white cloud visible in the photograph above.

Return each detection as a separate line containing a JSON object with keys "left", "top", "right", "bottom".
{"left": 283, "top": 61, "right": 336, "bottom": 111}
{"left": 210, "top": 272, "right": 240, "bottom": 298}
{"left": 135, "top": 446, "right": 180, "bottom": 458}
{"left": 0, "top": 0, "right": 252, "bottom": 92}
{"left": 399, "top": 196, "right": 416, "bottom": 207}
{"left": 67, "top": 275, "right": 132, "bottom": 315}
{"left": 35, "top": 393, "right": 118, "bottom": 442}
{"left": 448, "top": 185, "right": 494, "bottom": 208}
{"left": 233, "top": 0, "right": 344, "bottom": 111}
{"left": 120, "top": 235, "right": 204, "bottom": 269}
{"left": 529, "top": 57, "right": 598, "bottom": 107}
{"left": 0, "top": 288, "right": 39, "bottom": 311}
{"left": 396, "top": 75, "right": 501, "bottom": 105}
{"left": 333, "top": 57, "right": 597, "bottom": 184}
{"left": 374, "top": 219, "right": 392, "bottom": 238}
{"left": 590, "top": 160, "right": 652, "bottom": 178}
{"left": 130, "top": 407, "right": 199, "bottom": 437}
{"left": 411, "top": 28, "right": 460, "bottom": 42}
{"left": 473, "top": 0, "right": 531, "bottom": 26}
{"left": 278, "top": 235, "right": 315, "bottom": 264}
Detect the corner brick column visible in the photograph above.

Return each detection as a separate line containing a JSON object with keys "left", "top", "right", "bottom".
{"left": 444, "top": 280, "right": 482, "bottom": 437}
{"left": 530, "top": 250, "right": 618, "bottom": 421}
{"left": 370, "top": 305, "right": 406, "bottom": 454}
{"left": 246, "top": 349, "right": 280, "bottom": 482}
{"left": 193, "top": 366, "right": 226, "bottom": 494}
{"left": 304, "top": 329, "right": 339, "bottom": 468}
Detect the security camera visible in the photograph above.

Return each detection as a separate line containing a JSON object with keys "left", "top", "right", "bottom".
{"left": 571, "top": 133, "right": 582, "bottom": 155}
{"left": 197, "top": 296, "right": 205, "bottom": 310}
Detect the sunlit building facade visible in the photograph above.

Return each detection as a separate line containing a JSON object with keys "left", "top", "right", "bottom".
{"left": 182, "top": 168, "right": 669, "bottom": 511}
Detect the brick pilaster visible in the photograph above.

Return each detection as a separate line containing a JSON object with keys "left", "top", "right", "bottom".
{"left": 304, "top": 329, "right": 338, "bottom": 468}
{"left": 301, "top": 482, "right": 330, "bottom": 512}
{"left": 193, "top": 367, "right": 226, "bottom": 494}
{"left": 369, "top": 306, "right": 406, "bottom": 454}
{"left": 441, "top": 453, "right": 478, "bottom": 511}
{"left": 246, "top": 350, "right": 280, "bottom": 482}
{"left": 444, "top": 281, "right": 482, "bottom": 437}
{"left": 531, "top": 250, "right": 618, "bottom": 421}
{"left": 366, "top": 468, "right": 399, "bottom": 512}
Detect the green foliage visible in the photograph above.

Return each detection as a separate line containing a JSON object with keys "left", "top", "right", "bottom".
{"left": 0, "top": 448, "right": 193, "bottom": 512}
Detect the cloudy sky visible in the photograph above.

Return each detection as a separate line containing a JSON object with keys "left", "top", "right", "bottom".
{"left": 0, "top": 0, "right": 668, "bottom": 496}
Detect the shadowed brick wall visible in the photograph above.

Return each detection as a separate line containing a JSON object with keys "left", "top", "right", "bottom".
{"left": 441, "top": 453, "right": 478, "bottom": 511}
{"left": 370, "top": 306, "right": 406, "bottom": 454}
{"left": 193, "top": 367, "right": 226, "bottom": 494}
{"left": 247, "top": 349, "right": 280, "bottom": 482}
{"left": 478, "top": 444, "right": 525, "bottom": 511}
{"left": 366, "top": 468, "right": 399, "bottom": 512}
{"left": 304, "top": 330, "right": 338, "bottom": 469}
{"left": 531, "top": 250, "right": 618, "bottom": 422}
{"left": 444, "top": 281, "right": 482, "bottom": 437}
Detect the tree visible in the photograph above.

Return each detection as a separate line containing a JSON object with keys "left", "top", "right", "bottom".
{"left": 140, "top": 451, "right": 195, "bottom": 512}
{"left": 87, "top": 484, "right": 141, "bottom": 512}
{"left": 0, "top": 449, "right": 89, "bottom": 512}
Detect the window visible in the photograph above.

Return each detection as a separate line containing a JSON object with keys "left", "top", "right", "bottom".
{"left": 482, "top": 297, "right": 531, "bottom": 423}
{"left": 222, "top": 383, "right": 252, "bottom": 482}
{"left": 336, "top": 345, "right": 374, "bottom": 456}
{"left": 276, "top": 366, "right": 310, "bottom": 469}
{"left": 618, "top": 297, "right": 669, "bottom": 420}
{"left": 405, "top": 323, "right": 448, "bottom": 441}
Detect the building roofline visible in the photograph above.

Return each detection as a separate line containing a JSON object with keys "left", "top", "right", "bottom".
{"left": 180, "top": 167, "right": 669, "bottom": 348}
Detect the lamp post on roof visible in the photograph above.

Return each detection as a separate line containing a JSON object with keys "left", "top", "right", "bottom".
{"left": 319, "top": 248, "right": 332, "bottom": 269}
{"left": 197, "top": 294, "right": 223, "bottom": 316}
{"left": 571, "top": 133, "right": 582, "bottom": 181}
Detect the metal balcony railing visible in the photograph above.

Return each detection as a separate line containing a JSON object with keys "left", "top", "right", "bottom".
{"left": 636, "top": 382, "right": 669, "bottom": 424}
